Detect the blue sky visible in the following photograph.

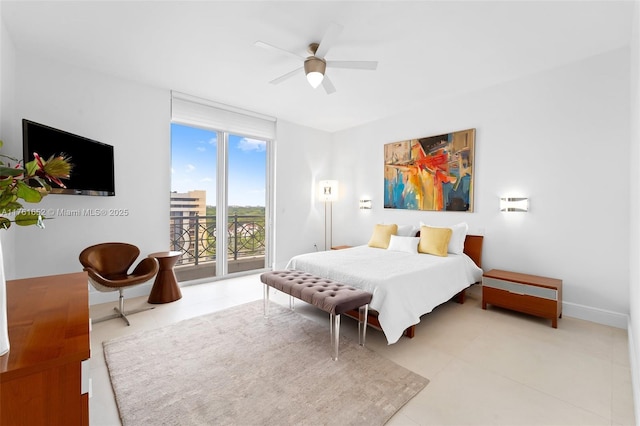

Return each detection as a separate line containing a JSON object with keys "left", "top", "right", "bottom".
{"left": 171, "top": 123, "right": 266, "bottom": 206}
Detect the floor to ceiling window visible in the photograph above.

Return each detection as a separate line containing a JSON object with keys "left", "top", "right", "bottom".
{"left": 170, "top": 92, "right": 274, "bottom": 282}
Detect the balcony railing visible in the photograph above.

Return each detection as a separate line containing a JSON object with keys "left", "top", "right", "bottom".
{"left": 170, "top": 214, "right": 265, "bottom": 267}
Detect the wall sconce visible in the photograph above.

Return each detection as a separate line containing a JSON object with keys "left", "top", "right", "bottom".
{"left": 359, "top": 199, "right": 372, "bottom": 209}
{"left": 500, "top": 197, "right": 529, "bottom": 212}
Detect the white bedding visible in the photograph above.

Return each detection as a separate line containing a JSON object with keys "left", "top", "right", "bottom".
{"left": 286, "top": 245, "right": 483, "bottom": 344}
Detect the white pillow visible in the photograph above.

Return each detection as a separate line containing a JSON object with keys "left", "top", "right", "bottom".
{"left": 419, "top": 222, "right": 468, "bottom": 255}
{"left": 387, "top": 235, "right": 419, "bottom": 254}
{"left": 396, "top": 224, "right": 418, "bottom": 237}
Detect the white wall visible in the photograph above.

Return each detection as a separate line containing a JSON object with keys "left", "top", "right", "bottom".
{"left": 628, "top": 0, "right": 640, "bottom": 420}
{"left": 0, "top": 13, "right": 17, "bottom": 279}
{"left": 8, "top": 54, "right": 170, "bottom": 302}
{"left": 0, "top": 13, "right": 15, "bottom": 150}
{"left": 273, "top": 120, "right": 332, "bottom": 269}
{"left": 331, "top": 48, "right": 630, "bottom": 328}
{"left": 5, "top": 52, "right": 332, "bottom": 302}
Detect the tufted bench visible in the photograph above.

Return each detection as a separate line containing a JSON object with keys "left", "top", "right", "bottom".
{"left": 260, "top": 270, "right": 373, "bottom": 361}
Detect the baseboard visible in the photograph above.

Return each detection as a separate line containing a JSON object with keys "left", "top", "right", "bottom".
{"left": 627, "top": 317, "right": 640, "bottom": 425}
{"left": 562, "top": 301, "right": 628, "bottom": 329}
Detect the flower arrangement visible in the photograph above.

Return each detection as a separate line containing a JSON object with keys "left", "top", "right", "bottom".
{"left": 0, "top": 140, "right": 72, "bottom": 229}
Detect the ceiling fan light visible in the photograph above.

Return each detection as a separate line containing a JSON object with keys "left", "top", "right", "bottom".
{"left": 304, "top": 57, "right": 326, "bottom": 89}
{"left": 306, "top": 72, "right": 324, "bottom": 88}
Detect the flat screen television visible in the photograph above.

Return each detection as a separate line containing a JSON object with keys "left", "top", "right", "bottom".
{"left": 22, "top": 119, "right": 115, "bottom": 196}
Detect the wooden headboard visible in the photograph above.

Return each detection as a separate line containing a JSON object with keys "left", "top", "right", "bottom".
{"left": 463, "top": 235, "right": 483, "bottom": 268}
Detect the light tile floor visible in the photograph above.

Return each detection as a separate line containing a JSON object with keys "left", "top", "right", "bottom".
{"left": 89, "top": 274, "right": 636, "bottom": 426}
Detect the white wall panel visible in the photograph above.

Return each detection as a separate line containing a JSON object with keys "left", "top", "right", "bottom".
{"left": 331, "top": 48, "right": 631, "bottom": 325}
{"left": 12, "top": 55, "right": 170, "bottom": 287}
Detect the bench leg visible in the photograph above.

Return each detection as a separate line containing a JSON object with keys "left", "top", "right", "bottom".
{"left": 289, "top": 294, "right": 294, "bottom": 310}
{"left": 263, "top": 284, "right": 270, "bottom": 318}
{"left": 358, "top": 304, "right": 369, "bottom": 347}
{"left": 330, "top": 313, "right": 340, "bottom": 361}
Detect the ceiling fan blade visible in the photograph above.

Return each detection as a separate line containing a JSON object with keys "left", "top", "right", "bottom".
{"left": 322, "top": 75, "right": 336, "bottom": 95}
{"left": 269, "top": 67, "right": 303, "bottom": 85}
{"left": 254, "top": 41, "right": 305, "bottom": 61}
{"left": 326, "top": 60, "right": 378, "bottom": 70}
{"left": 315, "top": 23, "right": 344, "bottom": 58}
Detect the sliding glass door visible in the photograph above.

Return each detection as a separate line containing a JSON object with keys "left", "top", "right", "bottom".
{"left": 170, "top": 123, "right": 269, "bottom": 282}
{"left": 225, "top": 134, "right": 267, "bottom": 274}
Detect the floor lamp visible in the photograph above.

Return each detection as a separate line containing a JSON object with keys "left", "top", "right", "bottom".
{"left": 319, "top": 180, "right": 338, "bottom": 250}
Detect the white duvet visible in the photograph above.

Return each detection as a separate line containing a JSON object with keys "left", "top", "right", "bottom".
{"left": 286, "top": 245, "right": 483, "bottom": 344}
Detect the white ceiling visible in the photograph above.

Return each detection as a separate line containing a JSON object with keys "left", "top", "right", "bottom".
{"left": 1, "top": 1, "right": 634, "bottom": 133}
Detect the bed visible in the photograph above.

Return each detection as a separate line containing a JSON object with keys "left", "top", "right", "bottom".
{"left": 286, "top": 234, "right": 483, "bottom": 344}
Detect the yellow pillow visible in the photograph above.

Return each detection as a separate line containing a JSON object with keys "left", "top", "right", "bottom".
{"left": 367, "top": 224, "right": 398, "bottom": 249}
{"left": 418, "top": 226, "right": 452, "bottom": 256}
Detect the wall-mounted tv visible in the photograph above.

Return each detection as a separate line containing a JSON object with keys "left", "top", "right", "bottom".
{"left": 22, "top": 119, "right": 115, "bottom": 196}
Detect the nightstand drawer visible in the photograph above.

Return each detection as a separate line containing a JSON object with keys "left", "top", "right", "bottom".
{"left": 482, "top": 277, "right": 558, "bottom": 300}
{"left": 482, "top": 286, "right": 558, "bottom": 319}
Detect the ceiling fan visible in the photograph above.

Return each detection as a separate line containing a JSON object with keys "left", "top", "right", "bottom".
{"left": 255, "top": 23, "right": 378, "bottom": 94}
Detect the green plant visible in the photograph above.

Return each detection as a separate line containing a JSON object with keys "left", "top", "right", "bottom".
{"left": 0, "top": 140, "right": 72, "bottom": 229}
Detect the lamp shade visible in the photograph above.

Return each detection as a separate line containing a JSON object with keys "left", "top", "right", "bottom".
{"left": 319, "top": 180, "right": 338, "bottom": 202}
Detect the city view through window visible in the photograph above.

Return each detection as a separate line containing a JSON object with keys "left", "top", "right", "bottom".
{"left": 170, "top": 123, "right": 267, "bottom": 281}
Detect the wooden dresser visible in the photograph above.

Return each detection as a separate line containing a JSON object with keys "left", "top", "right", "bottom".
{"left": 0, "top": 272, "right": 90, "bottom": 425}
{"left": 482, "top": 269, "right": 562, "bottom": 328}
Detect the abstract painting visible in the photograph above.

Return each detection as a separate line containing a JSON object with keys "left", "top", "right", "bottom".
{"left": 384, "top": 128, "right": 475, "bottom": 212}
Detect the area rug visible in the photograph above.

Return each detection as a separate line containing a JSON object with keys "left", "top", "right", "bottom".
{"left": 103, "top": 300, "right": 429, "bottom": 425}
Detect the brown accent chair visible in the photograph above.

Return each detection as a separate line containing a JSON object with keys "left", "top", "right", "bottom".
{"left": 79, "top": 242, "right": 159, "bottom": 325}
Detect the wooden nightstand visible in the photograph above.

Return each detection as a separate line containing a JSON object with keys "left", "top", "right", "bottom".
{"left": 482, "top": 269, "right": 562, "bottom": 328}
{"left": 331, "top": 245, "right": 353, "bottom": 250}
